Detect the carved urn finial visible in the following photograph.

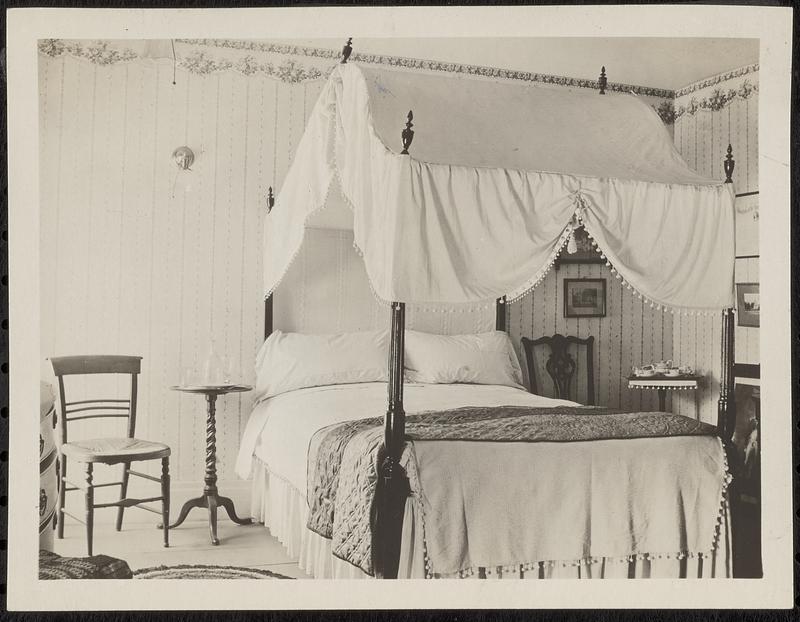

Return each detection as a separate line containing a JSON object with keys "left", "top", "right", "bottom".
{"left": 401, "top": 111, "right": 415, "bottom": 155}
{"left": 267, "top": 186, "right": 275, "bottom": 213}
{"left": 341, "top": 38, "right": 353, "bottom": 64}
{"left": 724, "top": 144, "right": 735, "bottom": 183}
{"left": 598, "top": 66, "right": 607, "bottom": 95}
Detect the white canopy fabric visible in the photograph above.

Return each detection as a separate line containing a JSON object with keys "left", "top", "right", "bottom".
{"left": 264, "top": 63, "right": 735, "bottom": 311}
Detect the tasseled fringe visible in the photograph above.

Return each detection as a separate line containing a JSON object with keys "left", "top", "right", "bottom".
{"left": 266, "top": 172, "right": 728, "bottom": 318}
{"left": 576, "top": 202, "right": 723, "bottom": 317}
{"left": 506, "top": 222, "right": 575, "bottom": 303}
{"left": 431, "top": 550, "right": 721, "bottom": 578}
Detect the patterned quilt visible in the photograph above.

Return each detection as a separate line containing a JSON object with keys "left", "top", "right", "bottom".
{"left": 306, "top": 405, "right": 719, "bottom": 576}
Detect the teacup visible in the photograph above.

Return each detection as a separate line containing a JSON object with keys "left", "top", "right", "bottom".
{"left": 678, "top": 365, "right": 694, "bottom": 375}
{"left": 664, "top": 368, "right": 681, "bottom": 377}
{"left": 654, "top": 360, "right": 673, "bottom": 373}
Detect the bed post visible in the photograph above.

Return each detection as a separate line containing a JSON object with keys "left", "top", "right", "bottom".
{"left": 719, "top": 144, "right": 736, "bottom": 440}
{"left": 495, "top": 296, "right": 507, "bottom": 331}
{"left": 263, "top": 295, "right": 273, "bottom": 340}
{"left": 263, "top": 186, "right": 276, "bottom": 341}
{"left": 718, "top": 308, "right": 736, "bottom": 440}
{"left": 376, "top": 301, "right": 408, "bottom": 579}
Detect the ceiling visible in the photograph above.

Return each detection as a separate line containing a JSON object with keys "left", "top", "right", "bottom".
{"left": 268, "top": 37, "right": 759, "bottom": 91}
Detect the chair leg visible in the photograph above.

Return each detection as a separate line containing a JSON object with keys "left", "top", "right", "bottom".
{"left": 161, "top": 457, "right": 170, "bottom": 548}
{"left": 56, "top": 454, "right": 66, "bottom": 539}
{"left": 116, "top": 461, "right": 131, "bottom": 531}
{"left": 85, "top": 463, "right": 94, "bottom": 557}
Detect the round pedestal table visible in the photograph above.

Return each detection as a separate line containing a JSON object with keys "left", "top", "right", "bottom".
{"left": 167, "top": 384, "right": 253, "bottom": 545}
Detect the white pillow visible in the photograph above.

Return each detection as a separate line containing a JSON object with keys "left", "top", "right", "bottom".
{"left": 254, "top": 329, "right": 389, "bottom": 401}
{"left": 404, "top": 330, "right": 525, "bottom": 389}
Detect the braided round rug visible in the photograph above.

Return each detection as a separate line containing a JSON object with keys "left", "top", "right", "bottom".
{"left": 133, "top": 564, "right": 294, "bottom": 580}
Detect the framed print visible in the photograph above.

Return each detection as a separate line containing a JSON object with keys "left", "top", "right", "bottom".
{"left": 736, "top": 282, "right": 760, "bottom": 327}
{"left": 556, "top": 226, "right": 604, "bottom": 266}
{"left": 564, "top": 278, "right": 606, "bottom": 318}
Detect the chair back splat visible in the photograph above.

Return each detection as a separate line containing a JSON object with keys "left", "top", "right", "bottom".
{"left": 50, "top": 355, "right": 142, "bottom": 443}
{"left": 521, "top": 334, "right": 595, "bottom": 405}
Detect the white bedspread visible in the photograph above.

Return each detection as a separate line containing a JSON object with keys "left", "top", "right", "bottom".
{"left": 236, "top": 382, "right": 729, "bottom": 577}
{"left": 408, "top": 434, "right": 728, "bottom": 576}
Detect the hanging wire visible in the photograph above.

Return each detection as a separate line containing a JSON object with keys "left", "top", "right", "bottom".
{"left": 171, "top": 39, "right": 177, "bottom": 86}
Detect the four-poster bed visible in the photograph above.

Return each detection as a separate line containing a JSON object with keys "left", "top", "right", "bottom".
{"left": 244, "top": 41, "right": 738, "bottom": 579}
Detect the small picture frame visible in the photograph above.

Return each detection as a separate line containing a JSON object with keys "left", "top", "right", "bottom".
{"left": 556, "top": 227, "right": 604, "bottom": 266}
{"left": 736, "top": 282, "right": 760, "bottom": 327}
{"left": 564, "top": 278, "right": 606, "bottom": 318}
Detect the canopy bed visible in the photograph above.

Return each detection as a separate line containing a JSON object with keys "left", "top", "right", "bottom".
{"left": 238, "top": 41, "right": 738, "bottom": 580}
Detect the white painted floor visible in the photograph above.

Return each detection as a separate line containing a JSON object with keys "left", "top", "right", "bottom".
{"left": 52, "top": 513, "right": 312, "bottom": 578}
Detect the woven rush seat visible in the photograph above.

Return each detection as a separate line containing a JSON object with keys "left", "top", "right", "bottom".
{"left": 39, "top": 549, "right": 133, "bottom": 580}
{"left": 61, "top": 438, "right": 170, "bottom": 465}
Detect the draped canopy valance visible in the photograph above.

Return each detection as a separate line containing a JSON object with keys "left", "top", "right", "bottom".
{"left": 264, "top": 62, "right": 735, "bottom": 311}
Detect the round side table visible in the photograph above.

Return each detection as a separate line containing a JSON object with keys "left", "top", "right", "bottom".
{"left": 168, "top": 384, "right": 252, "bottom": 545}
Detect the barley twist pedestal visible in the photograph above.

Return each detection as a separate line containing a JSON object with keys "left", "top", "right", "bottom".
{"left": 167, "top": 384, "right": 252, "bottom": 545}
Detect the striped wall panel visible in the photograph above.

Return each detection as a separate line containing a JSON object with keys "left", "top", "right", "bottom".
{"left": 672, "top": 70, "right": 758, "bottom": 423}
{"left": 39, "top": 56, "right": 303, "bottom": 483}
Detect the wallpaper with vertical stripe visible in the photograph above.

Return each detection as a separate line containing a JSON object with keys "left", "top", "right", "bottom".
{"left": 39, "top": 52, "right": 753, "bottom": 489}
{"left": 39, "top": 56, "right": 312, "bottom": 483}
{"left": 672, "top": 70, "right": 759, "bottom": 423}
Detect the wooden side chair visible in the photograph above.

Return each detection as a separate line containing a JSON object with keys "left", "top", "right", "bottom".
{"left": 50, "top": 355, "right": 170, "bottom": 556}
{"left": 520, "top": 334, "right": 595, "bottom": 405}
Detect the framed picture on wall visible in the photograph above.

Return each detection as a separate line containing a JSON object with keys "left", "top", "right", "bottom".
{"left": 736, "top": 282, "right": 760, "bottom": 327}
{"left": 564, "top": 278, "right": 606, "bottom": 318}
{"left": 555, "top": 226, "right": 604, "bottom": 267}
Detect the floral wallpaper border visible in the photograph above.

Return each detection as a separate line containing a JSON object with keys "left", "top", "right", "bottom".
{"left": 38, "top": 39, "right": 327, "bottom": 83}
{"left": 38, "top": 39, "right": 138, "bottom": 65}
{"left": 651, "top": 79, "right": 758, "bottom": 124}
{"left": 674, "top": 63, "right": 759, "bottom": 98}
{"left": 39, "top": 37, "right": 675, "bottom": 97}
{"left": 180, "top": 38, "right": 676, "bottom": 98}
{"left": 180, "top": 51, "right": 325, "bottom": 83}
{"left": 39, "top": 38, "right": 758, "bottom": 125}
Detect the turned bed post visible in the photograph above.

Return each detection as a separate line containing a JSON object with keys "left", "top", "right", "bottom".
{"left": 263, "top": 185, "right": 276, "bottom": 341}
{"left": 263, "top": 295, "right": 273, "bottom": 340}
{"left": 718, "top": 308, "right": 736, "bottom": 440}
{"left": 718, "top": 143, "right": 736, "bottom": 441}
{"left": 376, "top": 107, "right": 416, "bottom": 579}
{"left": 495, "top": 296, "right": 507, "bottom": 331}
{"left": 376, "top": 301, "right": 408, "bottom": 579}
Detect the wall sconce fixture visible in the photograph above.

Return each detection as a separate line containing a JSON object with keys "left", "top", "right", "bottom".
{"left": 173, "top": 146, "right": 195, "bottom": 170}
{"left": 171, "top": 146, "right": 196, "bottom": 197}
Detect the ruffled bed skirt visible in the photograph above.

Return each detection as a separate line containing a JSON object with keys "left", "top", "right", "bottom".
{"left": 249, "top": 460, "right": 731, "bottom": 579}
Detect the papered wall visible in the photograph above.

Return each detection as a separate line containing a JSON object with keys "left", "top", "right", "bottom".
{"left": 506, "top": 263, "right": 674, "bottom": 412}
{"left": 39, "top": 42, "right": 754, "bottom": 495}
{"left": 39, "top": 53, "right": 320, "bottom": 487}
{"left": 671, "top": 67, "right": 759, "bottom": 423}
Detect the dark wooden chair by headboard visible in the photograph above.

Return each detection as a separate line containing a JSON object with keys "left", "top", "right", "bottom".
{"left": 520, "top": 334, "right": 595, "bottom": 405}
